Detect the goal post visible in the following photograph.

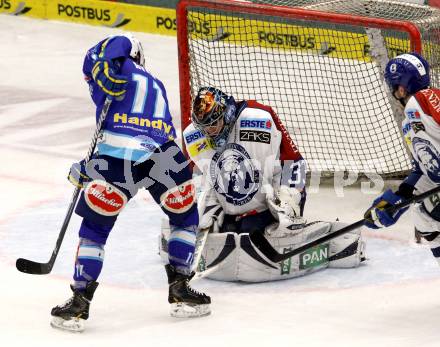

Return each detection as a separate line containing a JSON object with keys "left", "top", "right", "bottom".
{"left": 176, "top": 0, "right": 440, "bottom": 177}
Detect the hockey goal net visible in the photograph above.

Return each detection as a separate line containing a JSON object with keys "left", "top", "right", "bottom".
{"left": 176, "top": 0, "right": 440, "bottom": 177}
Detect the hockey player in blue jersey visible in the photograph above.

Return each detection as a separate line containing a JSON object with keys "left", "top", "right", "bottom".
{"left": 51, "top": 34, "right": 210, "bottom": 332}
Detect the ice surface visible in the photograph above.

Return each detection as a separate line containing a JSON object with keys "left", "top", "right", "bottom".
{"left": 1, "top": 14, "right": 440, "bottom": 347}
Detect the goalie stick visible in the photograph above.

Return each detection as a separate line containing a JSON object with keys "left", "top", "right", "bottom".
{"left": 250, "top": 184, "right": 440, "bottom": 263}
{"left": 191, "top": 227, "right": 217, "bottom": 280}
{"left": 191, "top": 225, "right": 232, "bottom": 280}
{"left": 16, "top": 97, "right": 113, "bottom": 275}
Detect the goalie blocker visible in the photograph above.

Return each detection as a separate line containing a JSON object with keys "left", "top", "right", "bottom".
{"left": 159, "top": 219, "right": 366, "bottom": 282}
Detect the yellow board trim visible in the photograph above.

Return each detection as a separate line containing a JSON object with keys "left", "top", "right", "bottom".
{"left": 0, "top": 0, "right": 416, "bottom": 62}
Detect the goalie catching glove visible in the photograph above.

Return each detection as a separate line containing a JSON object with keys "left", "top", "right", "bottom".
{"left": 267, "top": 186, "right": 305, "bottom": 223}
{"left": 92, "top": 59, "right": 128, "bottom": 97}
{"left": 364, "top": 189, "right": 408, "bottom": 229}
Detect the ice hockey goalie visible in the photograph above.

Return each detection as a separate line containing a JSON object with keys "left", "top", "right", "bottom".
{"left": 159, "top": 87, "right": 365, "bottom": 282}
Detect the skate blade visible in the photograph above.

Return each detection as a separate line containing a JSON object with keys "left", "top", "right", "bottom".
{"left": 170, "top": 303, "right": 211, "bottom": 318}
{"left": 50, "top": 316, "right": 85, "bottom": 332}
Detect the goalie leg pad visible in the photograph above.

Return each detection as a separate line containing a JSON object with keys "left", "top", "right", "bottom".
{"left": 169, "top": 303, "right": 211, "bottom": 318}
{"left": 328, "top": 223, "right": 365, "bottom": 268}
{"left": 266, "top": 219, "right": 330, "bottom": 241}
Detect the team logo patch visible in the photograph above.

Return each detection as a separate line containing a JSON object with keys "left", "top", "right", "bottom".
{"left": 411, "top": 122, "right": 425, "bottom": 133}
{"left": 240, "top": 118, "right": 272, "bottom": 131}
{"left": 406, "top": 109, "right": 421, "bottom": 121}
{"left": 402, "top": 123, "right": 411, "bottom": 135}
{"left": 413, "top": 137, "right": 440, "bottom": 178}
{"left": 390, "top": 63, "right": 397, "bottom": 73}
{"left": 160, "top": 180, "right": 196, "bottom": 214}
{"left": 210, "top": 143, "right": 260, "bottom": 206}
{"left": 188, "top": 138, "right": 213, "bottom": 157}
{"left": 299, "top": 244, "right": 329, "bottom": 270}
{"left": 239, "top": 130, "right": 271, "bottom": 144}
{"left": 84, "top": 180, "right": 127, "bottom": 216}
{"left": 185, "top": 130, "right": 204, "bottom": 144}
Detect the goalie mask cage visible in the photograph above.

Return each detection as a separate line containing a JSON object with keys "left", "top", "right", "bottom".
{"left": 177, "top": 0, "right": 440, "bottom": 177}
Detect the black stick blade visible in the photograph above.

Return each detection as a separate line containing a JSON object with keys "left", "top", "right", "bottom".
{"left": 16, "top": 258, "right": 51, "bottom": 275}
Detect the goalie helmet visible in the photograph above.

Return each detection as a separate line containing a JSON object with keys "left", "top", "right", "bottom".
{"left": 122, "top": 33, "right": 145, "bottom": 67}
{"left": 192, "top": 87, "right": 237, "bottom": 147}
{"left": 384, "top": 52, "right": 430, "bottom": 95}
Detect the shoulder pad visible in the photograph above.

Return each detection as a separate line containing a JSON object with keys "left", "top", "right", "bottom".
{"left": 238, "top": 107, "right": 274, "bottom": 131}
{"left": 414, "top": 88, "right": 440, "bottom": 125}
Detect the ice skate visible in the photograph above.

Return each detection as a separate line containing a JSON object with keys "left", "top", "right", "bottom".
{"left": 50, "top": 281, "right": 98, "bottom": 332}
{"left": 165, "top": 264, "right": 211, "bottom": 318}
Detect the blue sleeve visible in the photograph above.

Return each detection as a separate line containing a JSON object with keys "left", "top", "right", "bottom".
{"left": 397, "top": 160, "right": 423, "bottom": 199}
{"left": 83, "top": 36, "right": 132, "bottom": 77}
{"left": 405, "top": 160, "right": 424, "bottom": 185}
{"left": 82, "top": 36, "right": 134, "bottom": 109}
{"left": 98, "top": 36, "right": 132, "bottom": 61}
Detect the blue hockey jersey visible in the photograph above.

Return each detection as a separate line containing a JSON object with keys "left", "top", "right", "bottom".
{"left": 83, "top": 35, "right": 177, "bottom": 162}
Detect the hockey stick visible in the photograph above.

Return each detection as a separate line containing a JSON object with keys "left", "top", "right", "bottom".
{"left": 16, "top": 97, "right": 113, "bottom": 275}
{"left": 250, "top": 184, "right": 440, "bottom": 263}
{"left": 193, "top": 263, "right": 221, "bottom": 280}
{"left": 192, "top": 225, "right": 231, "bottom": 280}
{"left": 192, "top": 227, "right": 211, "bottom": 278}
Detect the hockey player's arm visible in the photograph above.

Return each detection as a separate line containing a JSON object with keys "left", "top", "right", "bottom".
{"left": 395, "top": 160, "right": 424, "bottom": 199}
{"left": 364, "top": 160, "right": 424, "bottom": 229}
{"left": 364, "top": 161, "right": 422, "bottom": 229}
{"left": 89, "top": 36, "right": 131, "bottom": 97}
{"left": 270, "top": 106, "right": 307, "bottom": 191}
{"left": 269, "top": 157, "right": 306, "bottom": 221}
{"left": 273, "top": 107, "right": 307, "bottom": 215}
{"left": 67, "top": 159, "right": 90, "bottom": 188}
{"left": 67, "top": 154, "right": 106, "bottom": 188}
{"left": 364, "top": 189, "right": 409, "bottom": 229}
{"left": 267, "top": 120, "right": 306, "bottom": 221}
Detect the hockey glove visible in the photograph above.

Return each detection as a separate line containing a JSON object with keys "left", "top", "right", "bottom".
{"left": 198, "top": 189, "right": 224, "bottom": 232}
{"left": 278, "top": 186, "right": 302, "bottom": 217}
{"left": 92, "top": 59, "right": 128, "bottom": 97}
{"left": 199, "top": 205, "right": 224, "bottom": 232}
{"left": 68, "top": 159, "right": 90, "bottom": 188}
{"left": 267, "top": 186, "right": 306, "bottom": 225}
{"left": 364, "top": 189, "right": 408, "bottom": 229}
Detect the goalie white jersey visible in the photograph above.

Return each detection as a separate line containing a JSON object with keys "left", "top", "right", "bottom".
{"left": 183, "top": 100, "right": 303, "bottom": 216}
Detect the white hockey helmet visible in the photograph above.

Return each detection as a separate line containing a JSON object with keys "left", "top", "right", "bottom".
{"left": 123, "top": 33, "right": 145, "bottom": 67}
